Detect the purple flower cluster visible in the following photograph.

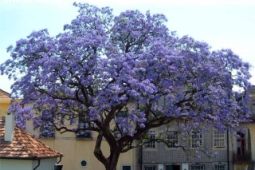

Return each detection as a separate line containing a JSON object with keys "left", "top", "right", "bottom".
{"left": 0, "top": 3, "right": 251, "bottom": 138}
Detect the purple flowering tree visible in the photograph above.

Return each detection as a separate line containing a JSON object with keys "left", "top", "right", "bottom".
{"left": 0, "top": 3, "right": 251, "bottom": 170}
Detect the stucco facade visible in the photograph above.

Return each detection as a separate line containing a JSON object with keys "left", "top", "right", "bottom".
{"left": 40, "top": 136, "right": 136, "bottom": 170}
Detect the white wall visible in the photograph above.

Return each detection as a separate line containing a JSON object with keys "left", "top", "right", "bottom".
{"left": 0, "top": 158, "right": 57, "bottom": 170}
{"left": 0, "top": 159, "right": 33, "bottom": 170}
{"left": 32, "top": 158, "right": 57, "bottom": 170}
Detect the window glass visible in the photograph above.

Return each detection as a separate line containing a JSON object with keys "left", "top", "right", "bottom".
{"left": 166, "top": 131, "right": 178, "bottom": 148}
{"left": 145, "top": 131, "right": 156, "bottom": 148}
{"left": 191, "top": 165, "right": 205, "bottom": 170}
{"left": 191, "top": 131, "right": 203, "bottom": 148}
{"left": 215, "top": 164, "right": 225, "bottom": 170}
{"left": 122, "top": 165, "right": 131, "bottom": 170}
{"left": 144, "top": 165, "right": 157, "bottom": 170}
{"left": 76, "top": 115, "right": 91, "bottom": 138}
{"left": 213, "top": 130, "right": 225, "bottom": 148}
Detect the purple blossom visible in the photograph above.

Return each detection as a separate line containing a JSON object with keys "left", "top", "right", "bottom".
{"left": 0, "top": 3, "right": 252, "bottom": 167}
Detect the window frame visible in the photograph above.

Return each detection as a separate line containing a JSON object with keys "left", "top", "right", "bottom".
{"left": 190, "top": 131, "right": 203, "bottom": 148}
{"left": 190, "top": 164, "right": 205, "bottom": 170}
{"left": 213, "top": 130, "right": 226, "bottom": 149}
{"left": 165, "top": 164, "right": 181, "bottom": 170}
{"left": 76, "top": 116, "right": 92, "bottom": 139}
{"left": 214, "top": 164, "right": 226, "bottom": 170}
{"left": 166, "top": 130, "right": 179, "bottom": 149}
{"left": 144, "top": 165, "right": 157, "bottom": 170}
{"left": 122, "top": 165, "right": 132, "bottom": 170}
{"left": 144, "top": 131, "right": 157, "bottom": 149}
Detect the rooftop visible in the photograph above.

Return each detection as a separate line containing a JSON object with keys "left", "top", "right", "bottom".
{"left": 0, "top": 117, "right": 62, "bottom": 159}
{"left": 0, "top": 89, "right": 10, "bottom": 98}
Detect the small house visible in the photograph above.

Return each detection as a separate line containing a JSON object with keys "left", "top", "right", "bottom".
{"left": 0, "top": 114, "right": 62, "bottom": 170}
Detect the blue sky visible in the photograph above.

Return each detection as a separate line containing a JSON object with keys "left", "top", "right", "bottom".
{"left": 0, "top": 0, "right": 255, "bottom": 92}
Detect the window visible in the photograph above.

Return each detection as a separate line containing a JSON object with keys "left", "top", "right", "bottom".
{"left": 122, "top": 165, "right": 131, "bottom": 170}
{"left": 166, "top": 165, "right": 181, "bottom": 170}
{"left": 191, "top": 131, "right": 203, "bottom": 148}
{"left": 145, "top": 131, "right": 156, "bottom": 148}
{"left": 191, "top": 165, "right": 205, "bottom": 170}
{"left": 76, "top": 115, "right": 91, "bottom": 138}
{"left": 215, "top": 164, "right": 225, "bottom": 170}
{"left": 213, "top": 130, "right": 225, "bottom": 148}
{"left": 39, "top": 110, "right": 55, "bottom": 138}
{"left": 144, "top": 165, "right": 157, "bottom": 170}
{"left": 166, "top": 131, "right": 178, "bottom": 148}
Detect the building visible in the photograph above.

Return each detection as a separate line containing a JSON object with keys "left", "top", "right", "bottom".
{"left": 140, "top": 122, "right": 235, "bottom": 170}
{"left": 0, "top": 89, "right": 137, "bottom": 170}
{"left": 140, "top": 86, "right": 255, "bottom": 170}
{"left": 232, "top": 86, "right": 255, "bottom": 170}
{"left": 0, "top": 89, "right": 11, "bottom": 116}
{"left": 232, "top": 127, "right": 252, "bottom": 170}
{"left": 3, "top": 86, "right": 255, "bottom": 170}
{"left": 0, "top": 114, "right": 62, "bottom": 170}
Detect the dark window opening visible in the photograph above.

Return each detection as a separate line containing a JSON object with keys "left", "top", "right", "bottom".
{"left": 166, "top": 165, "right": 181, "bottom": 170}
{"left": 237, "top": 131, "right": 245, "bottom": 156}
{"left": 144, "top": 165, "right": 157, "bottom": 170}
{"left": 122, "top": 165, "right": 131, "bottom": 170}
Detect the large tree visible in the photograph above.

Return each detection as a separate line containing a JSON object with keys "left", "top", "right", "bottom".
{"left": 0, "top": 3, "right": 251, "bottom": 170}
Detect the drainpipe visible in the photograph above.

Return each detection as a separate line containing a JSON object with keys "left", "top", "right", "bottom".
{"left": 227, "top": 128, "right": 230, "bottom": 170}
{"left": 33, "top": 159, "right": 41, "bottom": 170}
{"left": 140, "top": 145, "right": 143, "bottom": 170}
{"left": 57, "top": 156, "right": 62, "bottom": 164}
{"left": 247, "top": 128, "right": 252, "bottom": 169}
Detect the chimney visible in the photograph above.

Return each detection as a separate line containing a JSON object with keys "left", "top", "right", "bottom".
{"left": 4, "top": 113, "right": 15, "bottom": 142}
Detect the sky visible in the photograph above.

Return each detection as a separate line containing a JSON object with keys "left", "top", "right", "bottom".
{"left": 0, "top": 0, "right": 255, "bottom": 93}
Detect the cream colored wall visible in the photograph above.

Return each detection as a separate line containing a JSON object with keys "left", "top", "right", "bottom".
{"left": 26, "top": 118, "right": 136, "bottom": 170}
{"left": 0, "top": 99, "right": 10, "bottom": 116}
{"left": 0, "top": 159, "right": 33, "bottom": 170}
{"left": 41, "top": 135, "right": 136, "bottom": 170}
{"left": 0, "top": 94, "right": 136, "bottom": 170}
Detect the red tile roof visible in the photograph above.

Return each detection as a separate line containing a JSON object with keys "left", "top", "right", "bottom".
{"left": 0, "top": 117, "right": 62, "bottom": 159}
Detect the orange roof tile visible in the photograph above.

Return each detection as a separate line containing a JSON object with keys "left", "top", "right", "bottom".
{"left": 0, "top": 117, "right": 62, "bottom": 159}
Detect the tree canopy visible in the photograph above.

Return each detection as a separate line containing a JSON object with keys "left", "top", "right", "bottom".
{"left": 0, "top": 3, "right": 251, "bottom": 170}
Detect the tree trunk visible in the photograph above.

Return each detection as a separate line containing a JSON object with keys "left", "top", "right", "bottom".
{"left": 94, "top": 133, "right": 121, "bottom": 170}
{"left": 105, "top": 150, "right": 120, "bottom": 170}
